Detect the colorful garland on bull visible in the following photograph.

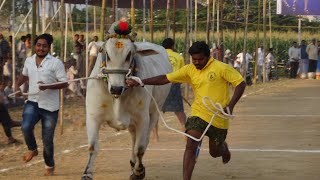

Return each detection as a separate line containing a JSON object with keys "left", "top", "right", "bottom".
{"left": 107, "top": 21, "right": 132, "bottom": 39}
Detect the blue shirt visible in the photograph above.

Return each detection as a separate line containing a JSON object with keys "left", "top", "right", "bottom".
{"left": 300, "top": 45, "right": 308, "bottom": 59}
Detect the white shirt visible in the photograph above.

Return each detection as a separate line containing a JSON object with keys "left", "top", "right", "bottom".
{"left": 22, "top": 54, "right": 67, "bottom": 112}
{"left": 288, "top": 46, "right": 301, "bottom": 62}
{"left": 266, "top": 53, "right": 274, "bottom": 64}
{"left": 257, "top": 48, "right": 264, "bottom": 66}
{"left": 306, "top": 43, "right": 318, "bottom": 60}
{"left": 234, "top": 52, "right": 253, "bottom": 69}
{"left": 3, "top": 62, "right": 12, "bottom": 77}
{"left": 88, "top": 41, "right": 99, "bottom": 56}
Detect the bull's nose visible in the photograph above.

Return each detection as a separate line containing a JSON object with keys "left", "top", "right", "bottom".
{"left": 110, "top": 86, "right": 124, "bottom": 95}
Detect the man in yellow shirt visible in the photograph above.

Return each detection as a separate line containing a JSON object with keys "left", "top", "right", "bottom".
{"left": 161, "top": 38, "right": 187, "bottom": 131}
{"left": 126, "top": 41, "right": 246, "bottom": 180}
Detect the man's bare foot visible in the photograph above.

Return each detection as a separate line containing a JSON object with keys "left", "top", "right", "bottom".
{"left": 222, "top": 143, "right": 231, "bottom": 164}
{"left": 23, "top": 149, "right": 38, "bottom": 163}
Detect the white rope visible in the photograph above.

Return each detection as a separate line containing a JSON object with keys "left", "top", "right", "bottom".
{"left": 127, "top": 76, "right": 233, "bottom": 142}
{"left": 8, "top": 74, "right": 107, "bottom": 98}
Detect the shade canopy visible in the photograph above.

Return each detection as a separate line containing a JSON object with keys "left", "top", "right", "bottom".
{"left": 49, "top": 0, "right": 206, "bottom": 9}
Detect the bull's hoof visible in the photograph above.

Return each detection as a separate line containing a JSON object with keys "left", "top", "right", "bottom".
{"left": 129, "top": 172, "right": 145, "bottom": 180}
{"left": 81, "top": 173, "right": 93, "bottom": 180}
{"left": 130, "top": 166, "right": 145, "bottom": 180}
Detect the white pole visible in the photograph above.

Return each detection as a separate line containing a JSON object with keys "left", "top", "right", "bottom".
{"left": 298, "top": 18, "right": 301, "bottom": 44}
{"left": 41, "top": 0, "right": 46, "bottom": 33}
{"left": 94, "top": 6, "right": 96, "bottom": 33}
{"left": 115, "top": 0, "right": 118, "bottom": 21}
{"left": 0, "top": 0, "right": 7, "bottom": 11}
{"left": 63, "top": 4, "right": 68, "bottom": 62}
{"left": 85, "top": 0, "right": 89, "bottom": 77}
{"left": 143, "top": 0, "right": 146, "bottom": 42}
{"left": 12, "top": 0, "right": 16, "bottom": 90}
{"left": 217, "top": 0, "right": 220, "bottom": 46}
{"left": 269, "top": 0, "right": 272, "bottom": 48}
{"left": 212, "top": 0, "right": 215, "bottom": 48}
{"left": 44, "top": 5, "right": 61, "bottom": 32}
{"left": 15, "top": 8, "right": 33, "bottom": 37}
{"left": 194, "top": 0, "right": 197, "bottom": 41}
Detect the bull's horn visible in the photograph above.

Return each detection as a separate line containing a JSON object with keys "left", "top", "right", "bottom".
{"left": 129, "top": 32, "right": 137, "bottom": 42}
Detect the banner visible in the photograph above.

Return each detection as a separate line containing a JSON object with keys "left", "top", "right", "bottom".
{"left": 277, "top": 0, "right": 320, "bottom": 15}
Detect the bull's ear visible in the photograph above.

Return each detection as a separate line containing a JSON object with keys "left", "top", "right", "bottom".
{"left": 137, "top": 49, "right": 159, "bottom": 56}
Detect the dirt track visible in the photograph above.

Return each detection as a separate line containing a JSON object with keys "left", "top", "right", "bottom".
{"left": 1, "top": 78, "right": 320, "bottom": 180}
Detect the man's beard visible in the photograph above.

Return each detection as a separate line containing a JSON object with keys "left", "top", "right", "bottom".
{"left": 36, "top": 54, "right": 48, "bottom": 58}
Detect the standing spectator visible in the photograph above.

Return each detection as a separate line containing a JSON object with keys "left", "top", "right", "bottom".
{"left": 73, "top": 34, "right": 84, "bottom": 77}
{"left": 25, "top": 34, "right": 32, "bottom": 57}
{"left": 17, "top": 35, "right": 27, "bottom": 71}
{"left": 288, "top": 41, "right": 301, "bottom": 79}
{"left": 87, "top": 36, "right": 99, "bottom": 76}
{"left": 3, "top": 58, "right": 12, "bottom": 81}
{"left": 265, "top": 48, "right": 275, "bottom": 81}
{"left": 0, "top": 82, "right": 21, "bottom": 144}
{"left": 4, "top": 80, "right": 14, "bottom": 106}
{"left": 223, "top": 49, "right": 233, "bottom": 67}
{"left": 159, "top": 38, "right": 187, "bottom": 141}
{"left": 66, "top": 59, "right": 83, "bottom": 98}
{"left": 299, "top": 40, "right": 309, "bottom": 78}
{"left": 126, "top": 41, "right": 246, "bottom": 180}
{"left": 15, "top": 33, "right": 68, "bottom": 176}
{"left": 257, "top": 45, "right": 264, "bottom": 82}
{"left": 0, "top": 33, "right": 10, "bottom": 74}
{"left": 212, "top": 44, "right": 223, "bottom": 61}
{"left": 306, "top": 38, "right": 318, "bottom": 77}
{"left": 234, "top": 49, "right": 253, "bottom": 74}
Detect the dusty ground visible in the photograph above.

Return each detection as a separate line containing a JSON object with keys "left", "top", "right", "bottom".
{"left": 0, "top": 78, "right": 320, "bottom": 180}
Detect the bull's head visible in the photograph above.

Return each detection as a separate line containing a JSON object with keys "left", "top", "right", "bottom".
{"left": 100, "top": 21, "right": 136, "bottom": 98}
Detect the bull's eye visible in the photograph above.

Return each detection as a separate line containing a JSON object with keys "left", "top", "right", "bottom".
{"left": 125, "top": 52, "right": 131, "bottom": 62}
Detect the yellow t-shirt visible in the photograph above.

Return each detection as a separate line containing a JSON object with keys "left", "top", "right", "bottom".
{"left": 166, "top": 49, "right": 185, "bottom": 72}
{"left": 166, "top": 58, "right": 244, "bottom": 129}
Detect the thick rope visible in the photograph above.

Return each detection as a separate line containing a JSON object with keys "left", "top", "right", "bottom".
{"left": 8, "top": 74, "right": 107, "bottom": 98}
{"left": 126, "top": 76, "right": 233, "bottom": 142}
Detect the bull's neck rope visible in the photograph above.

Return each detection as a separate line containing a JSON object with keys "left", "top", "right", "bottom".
{"left": 127, "top": 76, "right": 234, "bottom": 142}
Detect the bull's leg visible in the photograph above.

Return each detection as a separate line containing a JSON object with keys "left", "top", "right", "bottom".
{"left": 129, "top": 117, "right": 150, "bottom": 180}
{"left": 82, "top": 118, "right": 101, "bottom": 180}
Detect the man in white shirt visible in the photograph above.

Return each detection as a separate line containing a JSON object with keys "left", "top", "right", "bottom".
{"left": 257, "top": 46, "right": 264, "bottom": 82}
{"left": 306, "top": 38, "right": 318, "bottom": 73}
{"left": 88, "top": 36, "right": 99, "bottom": 76}
{"left": 288, "top": 41, "right": 301, "bottom": 79}
{"left": 15, "top": 33, "right": 68, "bottom": 176}
{"left": 234, "top": 49, "right": 253, "bottom": 75}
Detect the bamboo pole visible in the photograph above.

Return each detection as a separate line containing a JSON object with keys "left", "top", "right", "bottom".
{"left": 268, "top": 0, "right": 272, "bottom": 48}
{"left": 94, "top": 6, "right": 96, "bottom": 33}
{"left": 233, "top": 0, "right": 238, "bottom": 57}
{"left": 49, "top": 0, "right": 53, "bottom": 53}
{"left": 165, "top": 0, "right": 170, "bottom": 38}
{"left": 216, "top": 0, "right": 219, "bottom": 46}
{"left": 100, "top": 0, "right": 106, "bottom": 41}
{"left": 31, "top": 0, "right": 37, "bottom": 54}
{"left": 254, "top": 0, "right": 261, "bottom": 84}
{"left": 241, "top": 0, "right": 249, "bottom": 78}
{"left": 173, "top": 0, "right": 176, "bottom": 41}
{"left": 194, "top": 0, "right": 197, "bottom": 41}
{"left": 212, "top": 0, "right": 215, "bottom": 48}
{"left": 219, "top": 0, "right": 224, "bottom": 54}
{"left": 112, "top": 0, "right": 115, "bottom": 22}
{"left": 205, "top": 0, "right": 210, "bottom": 44}
{"left": 59, "top": 0, "right": 65, "bottom": 135}
{"left": 131, "top": 0, "right": 135, "bottom": 30}
{"left": 150, "top": 0, "right": 154, "bottom": 42}
{"left": 142, "top": 0, "right": 146, "bottom": 42}
{"left": 184, "top": 0, "right": 190, "bottom": 104}
{"left": 263, "top": 0, "right": 267, "bottom": 83}
{"left": 11, "top": 0, "right": 16, "bottom": 91}
{"left": 41, "top": 0, "right": 46, "bottom": 33}
{"left": 85, "top": 0, "right": 89, "bottom": 78}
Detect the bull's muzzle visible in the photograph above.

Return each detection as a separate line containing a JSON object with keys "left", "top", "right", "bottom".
{"left": 110, "top": 86, "right": 125, "bottom": 97}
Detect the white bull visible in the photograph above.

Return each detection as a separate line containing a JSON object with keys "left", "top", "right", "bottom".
{"left": 81, "top": 36, "right": 172, "bottom": 180}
